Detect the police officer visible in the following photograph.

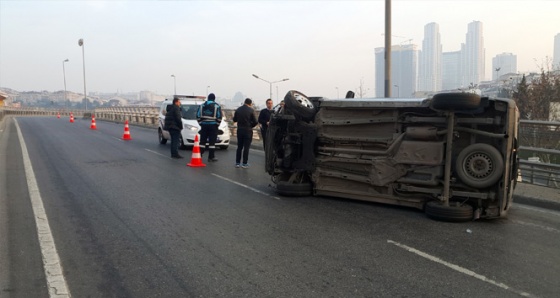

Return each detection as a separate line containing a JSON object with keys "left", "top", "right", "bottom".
{"left": 196, "top": 93, "right": 222, "bottom": 162}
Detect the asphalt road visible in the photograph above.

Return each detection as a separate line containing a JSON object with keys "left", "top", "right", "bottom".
{"left": 1, "top": 116, "right": 559, "bottom": 298}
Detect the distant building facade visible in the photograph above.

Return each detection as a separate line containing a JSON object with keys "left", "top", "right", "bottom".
{"left": 418, "top": 22, "right": 442, "bottom": 92}
{"left": 375, "top": 44, "right": 418, "bottom": 98}
{"left": 492, "top": 53, "right": 517, "bottom": 81}
{"left": 462, "top": 21, "right": 485, "bottom": 87}
{"left": 442, "top": 51, "right": 462, "bottom": 90}
{"left": 554, "top": 33, "right": 560, "bottom": 68}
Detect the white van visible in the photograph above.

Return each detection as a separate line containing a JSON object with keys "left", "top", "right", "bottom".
{"left": 158, "top": 95, "right": 230, "bottom": 149}
{"left": 266, "top": 90, "right": 520, "bottom": 222}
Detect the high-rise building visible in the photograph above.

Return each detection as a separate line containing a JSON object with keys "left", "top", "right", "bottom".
{"left": 492, "top": 53, "right": 517, "bottom": 81}
{"left": 554, "top": 33, "right": 560, "bottom": 68}
{"left": 375, "top": 44, "right": 418, "bottom": 98}
{"left": 462, "top": 21, "right": 485, "bottom": 87}
{"left": 418, "top": 22, "right": 442, "bottom": 92}
{"left": 442, "top": 51, "right": 462, "bottom": 91}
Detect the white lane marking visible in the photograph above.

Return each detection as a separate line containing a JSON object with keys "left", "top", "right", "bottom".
{"left": 387, "top": 240, "right": 534, "bottom": 298}
{"left": 212, "top": 173, "right": 281, "bottom": 201}
{"left": 144, "top": 149, "right": 170, "bottom": 158}
{"left": 15, "top": 119, "right": 71, "bottom": 298}
{"left": 515, "top": 204, "right": 560, "bottom": 216}
{"left": 511, "top": 220, "right": 560, "bottom": 234}
{"left": 112, "top": 136, "right": 123, "bottom": 141}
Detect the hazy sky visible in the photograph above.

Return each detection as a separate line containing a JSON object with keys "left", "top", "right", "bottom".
{"left": 1, "top": 0, "right": 559, "bottom": 105}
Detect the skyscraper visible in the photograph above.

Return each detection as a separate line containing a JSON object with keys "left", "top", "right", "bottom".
{"left": 375, "top": 44, "right": 418, "bottom": 98}
{"left": 492, "top": 53, "right": 517, "bottom": 81}
{"left": 442, "top": 51, "right": 462, "bottom": 91}
{"left": 462, "top": 21, "right": 485, "bottom": 87}
{"left": 418, "top": 22, "right": 442, "bottom": 92}
{"left": 554, "top": 33, "right": 560, "bottom": 68}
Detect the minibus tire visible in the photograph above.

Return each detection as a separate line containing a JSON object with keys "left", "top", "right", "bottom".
{"left": 425, "top": 201, "right": 473, "bottom": 222}
{"left": 456, "top": 143, "right": 504, "bottom": 188}
{"left": 285, "top": 90, "right": 317, "bottom": 121}
{"left": 431, "top": 93, "right": 481, "bottom": 110}
{"left": 276, "top": 181, "right": 313, "bottom": 197}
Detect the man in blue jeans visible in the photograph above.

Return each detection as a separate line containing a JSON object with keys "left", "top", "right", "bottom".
{"left": 233, "top": 98, "right": 258, "bottom": 168}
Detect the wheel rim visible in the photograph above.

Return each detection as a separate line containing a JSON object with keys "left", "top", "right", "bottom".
{"left": 464, "top": 152, "right": 494, "bottom": 179}
{"left": 294, "top": 93, "right": 314, "bottom": 109}
{"left": 456, "top": 144, "right": 504, "bottom": 188}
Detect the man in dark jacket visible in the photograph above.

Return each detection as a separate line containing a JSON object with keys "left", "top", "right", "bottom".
{"left": 233, "top": 98, "right": 258, "bottom": 168}
{"left": 196, "top": 93, "right": 222, "bottom": 162}
{"left": 165, "top": 98, "right": 183, "bottom": 158}
{"left": 258, "top": 98, "right": 273, "bottom": 149}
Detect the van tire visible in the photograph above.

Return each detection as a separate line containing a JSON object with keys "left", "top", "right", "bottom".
{"left": 276, "top": 181, "right": 313, "bottom": 197}
{"left": 425, "top": 201, "right": 473, "bottom": 222}
{"left": 456, "top": 144, "right": 504, "bottom": 188}
{"left": 158, "top": 129, "right": 167, "bottom": 144}
{"left": 431, "top": 93, "right": 481, "bottom": 110}
{"left": 284, "top": 90, "right": 317, "bottom": 121}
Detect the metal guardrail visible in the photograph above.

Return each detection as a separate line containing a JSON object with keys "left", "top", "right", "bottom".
{"left": 2, "top": 106, "right": 558, "bottom": 188}
{"left": 518, "top": 120, "right": 560, "bottom": 188}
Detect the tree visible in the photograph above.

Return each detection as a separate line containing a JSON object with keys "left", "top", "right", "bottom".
{"left": 355, "top": 78, "right": 369, "bottom": 98}
{"left": 512, "top": 67, "right": 560, "bottom": 165}
{"left": 512, "top": 75, "right": 531, "bottom": 119}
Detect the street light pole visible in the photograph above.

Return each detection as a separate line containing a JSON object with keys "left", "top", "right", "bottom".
{"left": 252, "top": 74, "right": 289, "bottom": 101}
{"left": 78, "top": 39, "right": 87, "bottom": 111}
{"left": 62, "top": 59, "right": 69, "bottom": 109}
{"left": 171, "top": 74, "right": 176, "bottom": 95}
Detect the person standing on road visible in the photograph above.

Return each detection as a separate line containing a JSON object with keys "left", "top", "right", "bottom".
{"left": 233, "top": 98, "right": 258, "bottom": 168}
{"left": 197, "top": 93, "right": 222, "bottom": 162}
{"left": 165, "top": 97, "right": 184, "bottom": 159}
{"left": 258, "top": 98, "right": 273, "bottom": 149}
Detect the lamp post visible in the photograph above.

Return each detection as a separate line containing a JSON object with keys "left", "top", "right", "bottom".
{"left": 394, "top": 84, "right": 399, "bottom": 97}
{"left": 252, "top": 74, "right": 289, "bottom": 101}
{"left": 62, "top": 59, "right": 69, "bottom": 109}
{"left": 171, "top": 74, "right": 176, "bottom": 95}
{"left": 78, "top": 39, "right": 87, "bottom": 110}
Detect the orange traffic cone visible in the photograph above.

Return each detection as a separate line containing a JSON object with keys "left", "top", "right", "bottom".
{"left": 187, "top": 135, "right": 206, "bottom": 167}
{"left": 90, "top": 114, "right": 97, "bottom": 130}
{"left": 122, "top": 120, "right": 132, "bottom": 140}
{"left": 69, "top": 113, "right": 74, "bottom": 123}
{"left": 57, "top": 112, "right": 60, "bottom": 119}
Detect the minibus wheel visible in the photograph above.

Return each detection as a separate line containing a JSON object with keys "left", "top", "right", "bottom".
{"left": 276, "top": 181, "right": 313, "bottom": 197}
{"left": 431, "top": 92, "right": 481, "bottom": 110}
{"left": 456, "top": 144, "right": 504, "bottom": 188}
{"left": 425, "top": 201, "right": 473, "bottom": 222}
{"left": 284, "top": 90, "right": 317, "bottom": 121}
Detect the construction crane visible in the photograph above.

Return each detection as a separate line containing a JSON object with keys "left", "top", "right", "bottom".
{"left": 381, "top": 34, "right": 413, "bottom": 45}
